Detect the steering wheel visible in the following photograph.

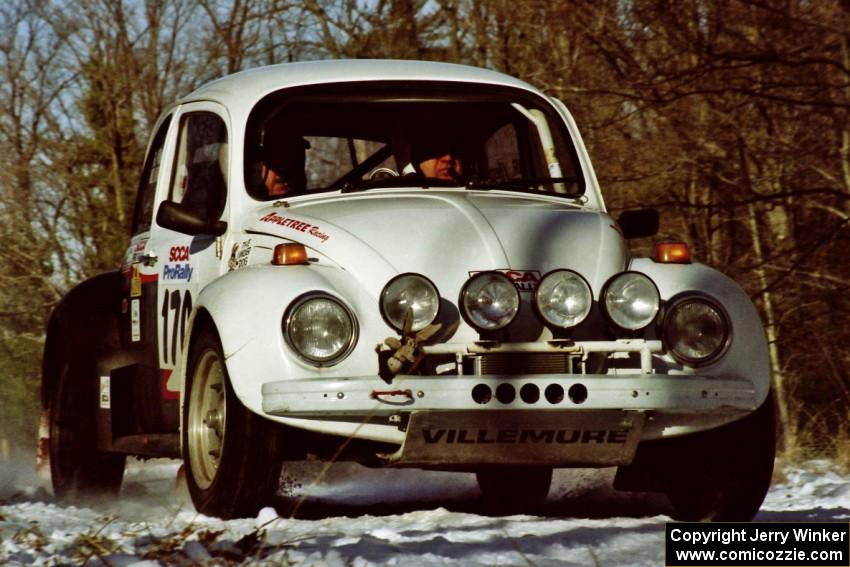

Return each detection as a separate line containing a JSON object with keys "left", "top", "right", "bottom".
{"left": 368, "top": 167, "right": 399, "bottom": 180}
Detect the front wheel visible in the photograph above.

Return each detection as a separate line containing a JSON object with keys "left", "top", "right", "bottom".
{"left": 183, "top": 326, "right": 284, "bottom": 519}
{"left": 49, "top": 361, "right": 125, "bottom": 501}
{"left": 476, "top": 467, "right": 552, "bottom": 513}
{"left": 663, "top": 392, "right": 776, "bottom": 521}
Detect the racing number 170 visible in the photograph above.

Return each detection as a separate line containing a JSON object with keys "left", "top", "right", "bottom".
{"left": 161, "top": 289, "right": 192, "bottom": 365}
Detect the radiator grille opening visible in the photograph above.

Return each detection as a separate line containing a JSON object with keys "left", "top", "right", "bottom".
{"left": 477, "top": 353, "right": 579, "bottom": 375}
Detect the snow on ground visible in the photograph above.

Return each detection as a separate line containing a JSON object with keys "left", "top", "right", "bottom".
{"left": 1, "top": 457, "right": 849, "bottom": 566}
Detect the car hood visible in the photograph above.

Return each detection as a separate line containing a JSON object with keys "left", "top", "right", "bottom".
{"left": 244, "top": 190, "right": 627, "bottom": 298}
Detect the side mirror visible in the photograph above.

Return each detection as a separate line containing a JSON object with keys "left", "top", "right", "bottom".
{"left": 156, "top": 201, "right": 227, "bottom": 236}
{"left": 617, "top": 209, "right": 659, "bottom": 239}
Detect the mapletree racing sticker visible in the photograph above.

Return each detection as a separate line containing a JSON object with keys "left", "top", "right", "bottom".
{"left": 259, "top": 212, "right": 330, "bottom": 243}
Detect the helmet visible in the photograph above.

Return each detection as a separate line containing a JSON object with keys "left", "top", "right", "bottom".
{"left": 410, "top": 134, "right": 461, "bottom": 168}
{"left": 250, "top": 126, "right": 309, "bottom": 196}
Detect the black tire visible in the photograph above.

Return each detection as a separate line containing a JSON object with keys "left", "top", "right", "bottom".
{"left": 49, "top": 361, "right": 125, "bottom": 501}
{"left": 664, "top": 392, "right": 776, "bottom": 521}
{"left": 476, "top": 467, "right": 552, "bottom": 513}
{"left": 183, "top": 326, "right": 284, "bottom": 519}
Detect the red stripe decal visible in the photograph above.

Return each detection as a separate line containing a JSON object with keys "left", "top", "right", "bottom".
{"left": 160, "top": 369, "right": 180, "bottom": 401}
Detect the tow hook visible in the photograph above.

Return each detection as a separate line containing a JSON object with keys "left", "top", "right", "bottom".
{"left": 370, "top": 389, "right": 413, "bottom": 404}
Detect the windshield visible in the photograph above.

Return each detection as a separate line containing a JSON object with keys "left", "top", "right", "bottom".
{"left": 244, "top": 82, "right": 584, "bottom": 200}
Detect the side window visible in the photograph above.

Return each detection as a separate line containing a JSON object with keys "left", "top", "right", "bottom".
{"left": 484, "top": 116, "right": 583, "bottom": 195}
{"left": 170, "top": 112, "right": 228, "bottom": 220}
{"left": 485, "top": 123, "right": 522, "bottom": 180}
{"left": 132, "top": 116, "right": 172, "bottom": 235}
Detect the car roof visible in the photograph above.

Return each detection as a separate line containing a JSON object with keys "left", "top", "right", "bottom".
{"left": 180, "top": 59, "right": 545, "bottom": 110}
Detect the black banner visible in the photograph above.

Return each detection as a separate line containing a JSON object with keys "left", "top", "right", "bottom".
{"left": 666, "top": 523, "right": 849, "bottom": 566}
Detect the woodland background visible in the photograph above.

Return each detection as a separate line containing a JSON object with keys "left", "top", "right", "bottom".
{"left": 1, "top": 0, "right": 848, "bottom": 463}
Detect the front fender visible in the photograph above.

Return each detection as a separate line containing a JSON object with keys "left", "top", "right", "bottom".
{"left": 631, "top": 258, "right": 771, "bottom": 407}
{"left": 180, "top": 264, "right": 387, "bottom": 417}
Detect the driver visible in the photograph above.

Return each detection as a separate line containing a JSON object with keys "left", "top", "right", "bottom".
{"left": 257, "top": 129, "right": 309, "bottom": 197}
{"left": 405, "top": 135, "right": 464, "bottom": 182}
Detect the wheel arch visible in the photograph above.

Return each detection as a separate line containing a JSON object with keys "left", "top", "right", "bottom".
{"left": 177, "top": 264, "right": 381, "bottom": 418}
{"left": 41, "top": 270, "right": 125, "bottom": 409}
{"left": 630, "top": 258, "right": 772, "bottom": 408}
{"left": 188, "top": 306, "right": 216, "bottom": 347}
{"left": 176, "top": 305, "right": 216, "bottom": 423}
{"left": 42, "top": 315, "right": 63, "bottom": 410}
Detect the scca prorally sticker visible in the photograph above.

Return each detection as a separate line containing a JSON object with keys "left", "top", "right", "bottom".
{"left": 259, "top": 212, "right": 330, "bottom": 243}
{"left": 169, "top": 245, "right": 190, "bottom": 262}
{"left": 162, "top": 245, "right": 193, "bottom": 282}
{"left": 469, "top": 270, "right": 541, "bottom": 292}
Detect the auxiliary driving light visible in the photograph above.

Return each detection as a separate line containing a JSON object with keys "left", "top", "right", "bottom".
{"left": 534, "top": 269, "right": 592, "bottom": 329}
{"left": 380, "top": 273, "right": 440, "bottom": 333}
{"left": 602, "top": 272, "right": 660, "bottom": 331}
{"left": 459, "top": 271, "right": 520, "bottom": 332}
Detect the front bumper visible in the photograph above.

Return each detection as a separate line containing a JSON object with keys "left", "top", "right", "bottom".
{"left": 263, "top": 339, "right": 756, "bottom": 415}
{"left": 260, "top": 339, "right": 758, "bottom": 462}
{"left": 262, "top": 374, "right": 756, "bottom": 416}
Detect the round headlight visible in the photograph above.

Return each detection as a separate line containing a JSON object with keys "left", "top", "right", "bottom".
{"left": 535, "top": 270, "right": 592, "bottom": 329}
{"left": 380, "top": 273, "right": 440, "bottom": 333}
{"left": 602, "top": 272, "right": 660, "bottom": 331}
{"left": 460, "top": 272, "right": 520, "bottom": 331}
{"left": 284, "top": 294, "right": 357, "bottom": 366}
{"left": 664, "top": 297, "right": 730, "bottom": 365}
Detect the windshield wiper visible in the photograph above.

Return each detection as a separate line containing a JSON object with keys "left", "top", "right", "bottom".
{"left": 331, "top": 175, "right": 580, "bottom": 195}
{"left": 334, "top": 175, "right": 411, "bottom": 193}
{"left": 466, "top": 177, "right": 583, "bottom": 198}
{"left": 335, "top": 174, "right": 459, "bottom": 193}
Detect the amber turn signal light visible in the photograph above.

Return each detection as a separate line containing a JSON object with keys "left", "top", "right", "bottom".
{"left": 654, "top": 241, "right": 691, "bottom": 263}
{"left": 272, "top": 243, "right": 309, "bottom": 265}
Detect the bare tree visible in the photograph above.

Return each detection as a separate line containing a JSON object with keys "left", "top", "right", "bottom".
{"left": 2, "top": 0, "right": 849, "bottom": 459}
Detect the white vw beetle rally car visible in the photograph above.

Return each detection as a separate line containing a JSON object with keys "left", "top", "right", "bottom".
{"left": 42, "top": 60, "right": 775, "bottom": 520}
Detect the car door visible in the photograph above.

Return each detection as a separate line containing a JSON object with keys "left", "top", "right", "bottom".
{"left": 121, "top": 112, "right": 176, "bottom": 433}
{"left": 126, "top": 103, "right": 231, "bottom": 431}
